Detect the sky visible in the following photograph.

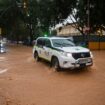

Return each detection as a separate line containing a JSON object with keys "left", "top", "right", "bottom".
{"left": 55, "top": 15, "right": 76, "bottom": 29}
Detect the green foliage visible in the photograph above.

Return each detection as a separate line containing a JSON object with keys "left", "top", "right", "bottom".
{"left": 1, "top": 0, "right": 105, "bottom": 40}
{"left": 76, "top": 0, "right": 105, "bottom": 33}
{"left": 0, "top": 0, "right": 30, "bottom": 40}
{"left": 36, "top": 0, "right": 77, "bottom": 25}
{"left": 26, "top": 0, "right": 77, "bottom": 36}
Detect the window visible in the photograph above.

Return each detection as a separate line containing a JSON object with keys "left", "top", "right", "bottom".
{"left": 45, "top": 39, "right": 51, "bottom": 47}
{"left": 52, "top": 38, "right": 75, "bottom": 47}
{"left": 37, "top": 38, "right": 45, "bottom": 47}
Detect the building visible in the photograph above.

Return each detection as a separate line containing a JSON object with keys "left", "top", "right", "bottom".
{"left": 56, "top": 23, "right": 105, "bottom": 50}
{"left": 56, "top": 23, "right": 81, "bottom": 36}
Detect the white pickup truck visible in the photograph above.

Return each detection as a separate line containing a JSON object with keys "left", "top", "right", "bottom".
{"left": 33, "top": 37, "right": 93, "bottom": 71}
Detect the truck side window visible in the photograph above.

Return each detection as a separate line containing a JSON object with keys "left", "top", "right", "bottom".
{"left": 45, "top": 39, "right": 51, "bottom": 47}
{"left": 37, "top": 38, "right": 44, "bottom": 47}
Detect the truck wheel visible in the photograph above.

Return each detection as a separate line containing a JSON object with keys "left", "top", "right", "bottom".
{"left": 34, "top": 52, "right": 40, "bottom": 62}
{"left": 51, "top": 57, "right": 60, "bottom": 71}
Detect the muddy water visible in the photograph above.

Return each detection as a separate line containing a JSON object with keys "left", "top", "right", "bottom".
{"left": 0, "top": 45, "right": 105, "bottom": 105}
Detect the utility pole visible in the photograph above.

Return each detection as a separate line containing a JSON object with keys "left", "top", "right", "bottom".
{"left": 86, "top": 0, "right": 90, "bottom": 48}
{"left": 87, "top": 0, "right": 90, "bottom": 28}
{"left": 87, "top": 0, "right": 90, "bottom": 32}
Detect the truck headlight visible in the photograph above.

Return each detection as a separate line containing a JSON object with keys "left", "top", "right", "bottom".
{"left": 60, "top": 51, "right": 72, "bottom": 57}
{"left": 66, "top": 53, "right": 72, "bottom": 57}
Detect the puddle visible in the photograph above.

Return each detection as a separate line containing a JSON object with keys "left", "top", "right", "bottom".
{"left": 0, "top": 69, "right": 8, "bottom": 74}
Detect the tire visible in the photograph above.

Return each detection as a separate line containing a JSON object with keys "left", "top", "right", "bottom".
{"left": 51, "top": 57, "right": 60, "bottom": 71}
{"left": 34, "top": 52, "right": 40, "bottom": 62}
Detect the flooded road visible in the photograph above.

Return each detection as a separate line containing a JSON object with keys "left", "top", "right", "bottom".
{"left": 0, "top": 45, "right": 105, "bottom": 105}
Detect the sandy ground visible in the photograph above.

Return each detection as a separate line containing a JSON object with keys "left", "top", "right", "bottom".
{"left": 0, "top": 45, "right": 105, "bottom": 105}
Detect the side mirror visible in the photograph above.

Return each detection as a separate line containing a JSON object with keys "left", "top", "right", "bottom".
{"left": 33, "top": 40, "right": 36, "bottom": 45}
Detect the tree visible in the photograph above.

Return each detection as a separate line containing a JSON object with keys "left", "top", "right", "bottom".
{"left": 0, "top": 0, "right": 79, "bottom": 40}
{"left": 0, "top": 0, "right": 31, "bottom": 43}
{"left": 75, "top": 0, "right": 105, "bottom": 34}
{"left": 0, "top": 0, "right": 22, "bottom": 36}
{"left": 38, "top": 0, "right": 77, "bottom": 24}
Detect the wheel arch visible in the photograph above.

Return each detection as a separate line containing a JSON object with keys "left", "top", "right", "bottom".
{"left": 51, "top": 55, "right": 61, "bottom": 70}
{"left": 51, "top": 55, "right": 60, "bottom": 64}
{"left": 51, "top": 55, "right": 58, "bottom": 60}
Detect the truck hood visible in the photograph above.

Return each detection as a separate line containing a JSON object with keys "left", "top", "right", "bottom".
{"left": 56, "top": 46, "right": 90, "bottom": 53}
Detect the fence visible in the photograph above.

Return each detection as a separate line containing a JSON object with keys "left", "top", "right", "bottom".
{"left": 72, "top": 35, "right": 105, "bottom": 50}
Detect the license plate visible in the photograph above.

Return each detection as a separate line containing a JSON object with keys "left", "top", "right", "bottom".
{"left": 79, "top": 59, "right": 88, "bottom": 64}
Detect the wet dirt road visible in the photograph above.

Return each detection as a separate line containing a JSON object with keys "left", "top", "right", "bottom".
{"left": 0, "top": 45, "right": 105, "bottom": 105}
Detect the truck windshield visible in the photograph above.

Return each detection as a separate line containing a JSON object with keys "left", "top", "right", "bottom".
{"left": 52, "top": 38, "right": 75, "bottom": 47}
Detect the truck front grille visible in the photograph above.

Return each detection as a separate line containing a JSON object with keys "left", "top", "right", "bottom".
{"left": 72, "top": 52, "right": 90, "bottom": 60}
